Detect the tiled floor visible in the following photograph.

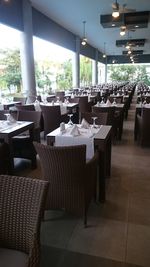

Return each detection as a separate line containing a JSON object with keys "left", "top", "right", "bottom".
{"left": 17, "top": 94, "right": 150, "bottom": 267}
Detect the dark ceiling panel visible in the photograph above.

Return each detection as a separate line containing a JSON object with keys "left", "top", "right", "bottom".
{"left": 116, "top": 39, "right": 146, "bottom": 48}
{"left": 100, "top": 11, "right": 150, "bottom": 29}
{"left": 122, "top": 50, "right": 143, "bottom": 55}
{"left": 124, "top": 11, "right": 149, "bottom": 28}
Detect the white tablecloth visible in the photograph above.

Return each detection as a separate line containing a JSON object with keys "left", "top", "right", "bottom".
{"left": 55, "top": 125, "right": 99, "bottom": 160}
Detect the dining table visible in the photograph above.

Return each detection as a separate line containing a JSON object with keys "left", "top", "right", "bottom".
{"left": 47, "top": 123, "right": 112, "bottom": 202}
{"left": 0, "top": 120, "right": 34, "bottom": 173}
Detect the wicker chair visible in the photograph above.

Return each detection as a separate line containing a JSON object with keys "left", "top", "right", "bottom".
{"left": 40, "top": 104, "right": 68, "bottom": 138}
{"left": 0, "top": 174, "right": 48, "bottom": 267}
{"left": 12, "top": 111, "right": 42, "bottom": 169}
{"left": 137, "top": 107, "right": 150, "bottom": 146}
{"left": 34, "top": 142, "right": 98, "bottom": 227}
{"left": 13, "top": 96, "right": 27, "bottom": 105}
{"left": 56, "top": 91, "right": 65, "bottom": 102}
{"left": 15, "top": 104, "right": 35, "bottom": 111}
{"left": 0, "top": 142, "right": 11, "bottom": 174}
{"left": 92, "top": 105, "right": 118, "bottom": 140}
{"left": 81, "top": 111, "right": 108, "bottom": 125}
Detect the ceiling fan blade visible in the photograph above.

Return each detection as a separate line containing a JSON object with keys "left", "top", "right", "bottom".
{"left": 119, "top": 7, "right": 136, "bottom": 13}
{"left": 112, "top": 1, "right": 119, "bottom": 10}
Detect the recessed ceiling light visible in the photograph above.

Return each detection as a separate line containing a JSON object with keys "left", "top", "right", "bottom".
{"left": 135, "top": 25, "right": 139, "bottom": 28}
{"left": 112, "top": 23, "right": 116, "bottom": 27}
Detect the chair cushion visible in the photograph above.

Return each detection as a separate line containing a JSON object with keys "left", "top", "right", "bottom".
{"left": 0, "top": 247, "right": 28, "bottom": 267}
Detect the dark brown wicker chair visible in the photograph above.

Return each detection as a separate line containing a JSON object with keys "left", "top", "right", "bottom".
{"left": 108, "top": 95, "right": 123, "bottom": 104}
{"left": 40, "top": 104, "right": 68, "bottom": 138}
{"left": 81, "top": 111, "right": 108, "bottom": 125}
{"left": 34, "top": 142, "right": 98, "bottom": 227}
{"left": 92, "top": 106, "right": 118, "bottom": 140}
{"left": 56, "top": 91, "right": 65, "bottom": 102}
{"left": 13, "top": 96, "right": 27, "bottom": 105}
{"left": 15, "top": 104, "right": 35, "bottom": 111}
{"left": 0, "top": 142, "right": 11, "bottom": 174}
{"left": 137, "top": 107, "right": 150, "bottom": 146}
{"left": 12, "top": 111, "right": 42, "bottom": 169}
{"left": 0, "top": 174, "right": 48, "bottom": 267}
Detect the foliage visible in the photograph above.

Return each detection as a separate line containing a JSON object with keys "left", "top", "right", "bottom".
{"left": 80, "top": 56, "right": 92, "bottom": 86}
{"left": 35, "top": 60, "right": 53, "bottom": 91}
{"left": 56, "top": 59, "right": 72, "bottom": 90}
{"left": 108, "top": 64, "right": 150, "bottom": 85}
{"left": 0, "top": 48, "right": 22, "bottom": 92}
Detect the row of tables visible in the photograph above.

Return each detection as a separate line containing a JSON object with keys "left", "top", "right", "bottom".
{"left": 0, "top": 90, "right": 133, "bottom": 202}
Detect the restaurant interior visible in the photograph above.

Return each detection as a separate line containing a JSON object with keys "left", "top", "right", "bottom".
{"left": 0, "top": 1, "right": 150, "bottom": 267}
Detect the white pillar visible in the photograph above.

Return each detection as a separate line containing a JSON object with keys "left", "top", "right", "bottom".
{"left": 92, "top": 49, "right": 98, "bottom": 85}
{"left": 105, "top": 57, "right": 107, "bottom": 83}
{"left": 72, "top": 36, "right": 80, "bottom": 88}
{"left": 20, "top": 0, "right": 36, "bottom": 101}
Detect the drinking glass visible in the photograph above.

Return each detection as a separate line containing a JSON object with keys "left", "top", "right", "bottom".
{"left": 143, "top": 97, "right": 147, "bottom": 105}
{"left": 91, "top": 116, "right": 98, "bottom": 128}
{"left": 67, "top": 114, "right": 73, "bottom": 126}
{"left": 56, "top": 96, "right": 60, "bottom": 103}
{"left": 4, "top": 112, "right": 10, "bottom": 122}
{"left": 101, "top": 97, "right": 104, "bottom": 104}
{"left": 112, "top": 97, "right": 117, "bottom": 105}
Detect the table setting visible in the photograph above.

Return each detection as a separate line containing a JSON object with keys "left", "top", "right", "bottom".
{"left": 55, "top": 118, "right": 102, "bottom": 160}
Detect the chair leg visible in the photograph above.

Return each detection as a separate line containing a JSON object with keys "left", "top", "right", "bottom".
{"left": 31, "top": 156, "right": 37, "bottom": 169}
{"left": 84, "top": 209, "right": 87, "bottom": 228}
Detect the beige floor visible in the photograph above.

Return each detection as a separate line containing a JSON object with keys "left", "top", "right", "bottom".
{"left": 17, "top": 95, "right": 150, "bottom": 267}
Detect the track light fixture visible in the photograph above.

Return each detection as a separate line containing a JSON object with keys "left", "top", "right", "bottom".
{"left": 81, "top": 21, "right": 87, "bottom": 46}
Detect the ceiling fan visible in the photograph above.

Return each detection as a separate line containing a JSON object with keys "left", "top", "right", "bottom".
{"left": 112, "top": 1, "right": 136, "bottom": 18}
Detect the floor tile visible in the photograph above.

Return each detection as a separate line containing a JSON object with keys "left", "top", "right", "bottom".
{"left": 128, "top": 196, "right": 150, "bottom": 226}
{"left": 126, "top": 223, "right": 150, "bottom": 267}
{"left": 41, "top": 210, "right": 78, "bottom": 248}
{"left": 67, "top": 218, "right": 127, "bottom": 262}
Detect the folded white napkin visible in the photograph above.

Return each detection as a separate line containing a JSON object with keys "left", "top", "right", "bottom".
{"left": 81, "top": 118, "right": 90, "bottom": 129}
{"left": 8, "top": 114, "right": 17, "bottom": 124}
{"left": 0, "top": 104, "right": 4, "bottom": 110}
{"left": 69, "top": 124, "right": 80, "bottom": 136}
{"left": 106, "top": 99, "right": 111, "bottom": 106}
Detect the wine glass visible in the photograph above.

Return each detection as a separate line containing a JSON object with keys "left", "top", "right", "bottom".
{"left": 34, "top": 96, "right": 40, "bottom": 104}
{"left": 91, "top": 116, "right": 98, "bottom": 128}
{"left": 4, "top": 111, "right": 10, "bottom": 122}
{"left": 67, "top": 114, "right": 73, "bottom": 126}
{"left": 143, "top": 97, "right": 147, "bottom": 105}
{"left": 112, "top": 97, "right": 117, "bottom": 105}
{"left": 101, "top": 97, "right": 104, "bottom": 104}
{"left": 56, "top": 96, "right": 60, "bottom": 103}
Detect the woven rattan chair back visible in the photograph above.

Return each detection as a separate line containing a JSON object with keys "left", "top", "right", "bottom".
{"left": 34, "top": 142, "right": 97, "bottom": 226}
{"left": 0, "top": 175, "right": 48, "bottom": 267}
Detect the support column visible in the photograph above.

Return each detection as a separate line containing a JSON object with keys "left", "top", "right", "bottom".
{"left": 105, "top": 57, "right": 108, "bottom": 83}
{"left": 20, "top": 0, "right": 36, "bottom": 101}
{"left": 72, "top": 36, "right": 80, "bottom": 88}
{"left": 92, "top": 49, "right": 98, "bottom": 85}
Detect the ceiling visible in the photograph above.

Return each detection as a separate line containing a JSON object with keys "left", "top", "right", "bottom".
{"left": 30, "top": 0, "right": 150, "bottom": 63}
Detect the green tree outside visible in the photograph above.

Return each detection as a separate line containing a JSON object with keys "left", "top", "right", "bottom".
{"left": 80, "top": 56, "right": 92, "bottom": 86}
{"left": 108, "top": 64, "right": 150, "bottom": 85}
{"left": 0, "top": 48, "right": 22, "bottom": 93}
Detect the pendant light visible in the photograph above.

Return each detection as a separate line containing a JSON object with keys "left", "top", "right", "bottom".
{"left": 103, "top": 42, "right": 106, "bottom": 58}
{"left": 112, "top": 0, "right": 120, "bottom": 18}
{"left": 81, "top": 21, "right": 87, "bottom": 46}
